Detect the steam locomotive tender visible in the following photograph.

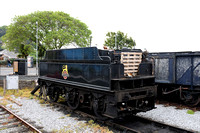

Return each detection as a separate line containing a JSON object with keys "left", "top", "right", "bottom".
{"left": 36, "top": 47, "right": 156, "bottom": 118}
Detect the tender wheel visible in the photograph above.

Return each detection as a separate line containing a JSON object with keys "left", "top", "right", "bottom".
{"left": 93, "top": 98, "right": 106, "bottom": 120}
{"left": 48, "top": 87, "right": 60, "bottom": 102}
{"left": 65, "top": 89, "right": 79, "bottom": 110}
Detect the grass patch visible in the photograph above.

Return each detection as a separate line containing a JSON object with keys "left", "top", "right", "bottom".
{"left": 0, "top": 87, "right": 40, "bottom": 106}
{"left": 0, "top": 87, "right": 34, "bottom": 98}
{"left": 0, "top": 87, "right": 35, "bottom": 106}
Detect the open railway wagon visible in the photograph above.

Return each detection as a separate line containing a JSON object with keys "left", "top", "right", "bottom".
{"left": 148, "top": 52, "right": 200, "bottom": 106}
{"left": 32, "top": 47, "right": 156, "bottom": 119}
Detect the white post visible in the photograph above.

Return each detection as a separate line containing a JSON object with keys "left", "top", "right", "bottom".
{"left": 36, "top": 21, "right": 38, "bottom": 76}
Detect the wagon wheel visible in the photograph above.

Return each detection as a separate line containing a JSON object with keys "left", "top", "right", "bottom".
{"left": 66, "top": 90, "right": 79, "bottom": 110}
{"left": 93, "top": 98, "right": 106, "bottom": 120}
{"left": 48, "top": 87, "right": 60, "bottom": 102}
{"left": 183, "top": 93, "right": 200, "bottom": 106}
{"left": 39, "top": 85, "right": 49, "bottom": 101}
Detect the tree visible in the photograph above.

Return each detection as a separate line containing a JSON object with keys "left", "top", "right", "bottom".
{"left": 104, "top": 31, "right": 136, "bottom": 50}
{"left": 0, "top": 25, "right": 7, "bottom": 49}
{"left": 17, "top": 44, "right": 33, "bottom": 58}
{"left": 3, "top": 11, "right": 92, "bottom": 58}
{"left": 0, "top": 25, "right": 7, "bottom": 37}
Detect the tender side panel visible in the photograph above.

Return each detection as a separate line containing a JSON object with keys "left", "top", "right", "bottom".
{"left": 40, "top": 62, "right": 111, "bottom": 89}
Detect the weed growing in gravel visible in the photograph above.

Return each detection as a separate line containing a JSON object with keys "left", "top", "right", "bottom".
{"left": 39, "top": 99, "right": 45, "bottom": 104}
{"left": 0, "top": 127, "right": 7, "bottom": 131}
{"left": 59, "top": 116, "right": 65, "bottom": 119}
{"left": 66, "top": 114, "right": 71, "bottom": 117}
{"left": 0, "top": 98, "right": 9, "bottom": 106}
{"left": 187, "top": 110, "right": 195, "bottom": 114}
{"left": 0, "top": 87, "right": 34, "bottom": 98}
{"left": 29, "top": 95, "right": 34, "bottom": 99}
{"left": 86, "top": 119, "right": 113, "bottom": 133}
{"left": 51, "top": 120, "right": 113, "bottom": 133}
{"left": 0, "top": 87, "right": 40, "bottom": 106}
{"left": 52, "top": 126, "right": 73, "bottom": 133}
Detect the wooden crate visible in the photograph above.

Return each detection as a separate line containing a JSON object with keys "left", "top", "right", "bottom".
{"left": 121, "top": 52, "right": 142, "bottom": 76}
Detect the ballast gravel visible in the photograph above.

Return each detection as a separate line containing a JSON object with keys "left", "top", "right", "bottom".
{"left": 137, "top": 104, "right": 200, "bottom": 132}
{"left": 1, "top": 95, "right": 200, "bottom": 133}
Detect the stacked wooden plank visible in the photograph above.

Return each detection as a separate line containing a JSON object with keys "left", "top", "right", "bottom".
{"left": 121, "top": 52, "right": 142, "bottom": 76}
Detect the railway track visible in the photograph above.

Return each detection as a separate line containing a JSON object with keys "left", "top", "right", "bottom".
{"left": 33, "top": 94, "right": 194, "bottom": 133}
{"left": 0, "top": 104, "right": 42, "bottom": 133}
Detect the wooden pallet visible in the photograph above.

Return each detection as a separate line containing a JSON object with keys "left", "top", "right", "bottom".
{"left": 121, "top": 52, "right": 142, "bottom": 75}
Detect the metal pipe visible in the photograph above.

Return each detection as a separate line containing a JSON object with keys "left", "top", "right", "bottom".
{"left": 162, "top": 87, "right": 180, "bottom": 95}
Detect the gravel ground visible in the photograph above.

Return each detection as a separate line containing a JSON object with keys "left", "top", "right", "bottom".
{"left": 0, "top": 96, "right": 112, "bottom": 133}
{"left": 1, "top": 95, "right": 200, "bottom": 133}
{"left": 137, "top": 104, "right": 200, "bottom": 132}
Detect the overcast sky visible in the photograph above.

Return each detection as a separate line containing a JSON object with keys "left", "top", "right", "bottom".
{"left": 1, "top": 0, "right": 200, "bottom": 52}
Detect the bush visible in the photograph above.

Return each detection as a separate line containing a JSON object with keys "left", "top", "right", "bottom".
{"left": 0, "top": 60, "right": 7, "bottom": 65}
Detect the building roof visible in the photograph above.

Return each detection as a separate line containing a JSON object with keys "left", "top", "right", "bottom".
{"left": 0, "top": 49, "right": 18, "bottom": 58}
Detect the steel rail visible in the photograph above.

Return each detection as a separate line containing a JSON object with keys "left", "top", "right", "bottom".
{"left": 0, "top": 105, "right": 42, "bottom": 133}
